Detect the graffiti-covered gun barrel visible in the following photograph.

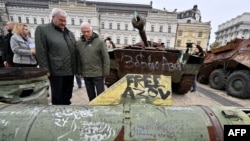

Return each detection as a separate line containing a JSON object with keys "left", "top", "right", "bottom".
{"left": 1, "top": 103, "right": 250, "bottom": 141}
{"left": 105, "top": 14, "right": 204, "bottom": 94}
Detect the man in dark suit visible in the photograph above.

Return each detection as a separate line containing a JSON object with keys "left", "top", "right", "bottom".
{"left": 2, "top": 21, "right": 15, "bottom": 67}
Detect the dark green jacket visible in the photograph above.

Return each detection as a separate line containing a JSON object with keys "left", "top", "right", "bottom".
{"left": 35, "top": 23, "right": 77, "bottom": 76}
{"left": 77, "top": 32, "right": 110, "bottom": 77}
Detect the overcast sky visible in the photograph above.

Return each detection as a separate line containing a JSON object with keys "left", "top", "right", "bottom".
{"left": 90, "top": 0, "right": 250, "bottom": 44}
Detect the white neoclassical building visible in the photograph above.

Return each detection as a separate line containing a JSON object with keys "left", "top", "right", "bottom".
{"left": 0, "top": 0, "right": 210, "bottom": 48}
{"left": 215, "top": 12, "right": 250, "bottom": 45}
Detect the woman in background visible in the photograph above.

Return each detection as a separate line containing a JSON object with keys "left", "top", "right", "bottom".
{"left": 10, "top": 23, "right": 37, "bottom": 67}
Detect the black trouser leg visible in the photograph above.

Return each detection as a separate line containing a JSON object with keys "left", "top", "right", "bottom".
{"left": 92, "top": 76, "right": 105, "bottom": 96}
{"left": 49, "top": 75, "right": 74, "bottom": 105}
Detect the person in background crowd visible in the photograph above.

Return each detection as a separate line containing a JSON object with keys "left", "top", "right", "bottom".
{"left": 104, "top": 37, "right": 116, "bottom": 49}
{"left": 10, "top": 23, "right": 37, "bottom": 67}
{"left": 2, "top": 21, "right": 15, "bottom": 67}
{"left": 0, "top": 34, "right": 5, "bottom": 67}
{"left": 187, "top": 42, "right": 204, "bottom": 92}
{"left": 35, "top": 8, "right": 77, "bottom": 105}
{"left": 75, "top": 74, "right": 82, "bottom": 88}
{"left": 77, "top": 22, "right": 110, "bottom": 101}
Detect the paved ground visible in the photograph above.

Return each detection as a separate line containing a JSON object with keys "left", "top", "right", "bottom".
{"left": 66, "top": 78, "right": 250, "bottom": 107}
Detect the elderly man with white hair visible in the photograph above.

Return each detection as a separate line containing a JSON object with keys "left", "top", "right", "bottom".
{"left": 76, "top": 22, "right": 110, "bottom": 102}
{"left": 35, "top": 8, "right": 78, "bottom": 105}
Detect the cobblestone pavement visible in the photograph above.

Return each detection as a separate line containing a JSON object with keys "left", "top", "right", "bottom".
{"left": 48, "top": 78, "right": 250, "bottom": 107}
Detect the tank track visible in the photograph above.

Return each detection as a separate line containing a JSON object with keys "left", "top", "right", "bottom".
{"left": 172, "top": 74, "right": 195, "bottom": 94}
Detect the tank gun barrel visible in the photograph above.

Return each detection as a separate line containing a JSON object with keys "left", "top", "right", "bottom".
{"left": 131, "top": 12, "right": 148, "bottom": 47}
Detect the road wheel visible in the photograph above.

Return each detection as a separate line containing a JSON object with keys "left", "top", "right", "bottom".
{"left": 105, "top": 69, "right": 118, "bottom": 87}
{"left": 226, "top": 70, "right": 250, "bottom": 99}
{"left": 197, "top": 74, "right": 209, "bottom": 84}
{"left": 209, "top": 69, "right": 228, "bottom": 90}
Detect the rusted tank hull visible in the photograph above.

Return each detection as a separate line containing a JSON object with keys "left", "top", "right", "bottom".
{"left": 105, "top": 13, "right": 204, "bottom": 95}
{"left": 0, "top": 103, "right": 249, "bottom": 141}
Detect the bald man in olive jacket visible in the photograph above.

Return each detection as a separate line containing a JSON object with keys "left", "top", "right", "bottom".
{"left": 35, "top": 8, "right": 77, "bottom": 105}
{"left": 77, "top": 22, "right": 110, "bottom": 101}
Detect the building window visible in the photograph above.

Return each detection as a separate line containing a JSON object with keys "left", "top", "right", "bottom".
{"left": 132, "top": 37, "right": 136, "bottom": 45}
{"left": 26, "top": 17, "right": 29, "bottom": 24}
{"left": 198, "top": 32, "right": 202, "bottom": 37}
{"left": 41, "top": 18, "right": 44, "bottom": 24}
{"left": 159, "top": 25, "right": 163, "bottom": 32}
{"left": 168, "top": 25, "right": 171, "bottom": 33}
{"left": 166, "top": 40, "right": 170, "bottom": 47}
{"left": 178, "top": 31, "right": 182, "bottom": 36}
{"left": 124, "top": 37, "right": 128, "bottom": 45}
{"left": 80, "top": 19, "right": 83, "bottom": 25}
{"left": 177, "top": 39, "right": 181, "bottom": 46}
{"left": 101, "top": 22, "right": 104, "bottom": 29}
{"left": 244, "top": 29, "right": 248, "bottom": 35}
{"left": 197, "top": 41, "right": 201, "bottom": 46}
{"left": 117, "top": 37, "right": 120, "bottom": 44}
{"left": 34, "top": 18, "right": 37, "bottom": 24}
{"left": 88, "top": 19, "right": 91, "bottom": 24}
{"left": 18, "top": 16, "right": 22, "bottom": 23}
{"left": 117, "top": 23, "right": 120, "bottom": 30}
{"left": 109, "top": 23, "right": 112, "bottom": 29}
{"left": 71, "top": 18, "right": 75, "bottom": 25}
{"left": 10, "top": 16, "right": 14, "bottom": 21}
{"left": 158, "top": 39, "right": 162, "bottom": 43}
{"left": 125, "top": 24, "right": 128, "bottom": 30}
{"left": 151, "top": 25, "right": 154, "bottom": 32}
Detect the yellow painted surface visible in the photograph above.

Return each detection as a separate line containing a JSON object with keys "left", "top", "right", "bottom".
{"left": 89, "top": 74, "right": 172, "bottom": 106}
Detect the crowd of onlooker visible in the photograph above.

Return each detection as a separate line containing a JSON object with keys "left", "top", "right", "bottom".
{"left": 0, "top": 8, "right": 110, "bottom": 105}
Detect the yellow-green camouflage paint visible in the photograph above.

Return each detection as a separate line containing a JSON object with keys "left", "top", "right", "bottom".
{"left": 89, "top": 74, "right": 172, "bottom": 106}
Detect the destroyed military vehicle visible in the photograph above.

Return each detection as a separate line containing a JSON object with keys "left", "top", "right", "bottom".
{"left": 197, "top": 38, "right": 250, "bottom": 99}
{"left": 105, "top": 14, "right": 204, "bottom": 94}
{"left": 0, "top": 67, "right": 49, "bottom": 104}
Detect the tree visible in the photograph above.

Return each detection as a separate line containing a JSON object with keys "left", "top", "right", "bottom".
{"left": 210, "top": 41, "right": 221, "bottom": 50}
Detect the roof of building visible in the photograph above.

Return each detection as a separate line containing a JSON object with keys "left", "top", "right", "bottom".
{"left": 4, "top": 0, "right": 157, "bottom": 14}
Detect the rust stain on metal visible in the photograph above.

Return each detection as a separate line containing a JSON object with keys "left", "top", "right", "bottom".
{"left": 0, "top": 67, "right": 47, "bottom": 80}
{"left": 207, "top": 126, "right": 216, "bottom": 141}
{"left": 114, "top": 126, "right": 124, "bottom": 141}
{"left": 233, "top": 53, "right": 250, "bottom": 67}
{"left": 114, "top": 49, "right": 182, "bottom": 78}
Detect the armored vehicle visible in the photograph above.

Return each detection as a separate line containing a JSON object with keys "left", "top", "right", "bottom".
{"left": 198, "top": 38, "right": 250, "bottom": 99}
{"left": 105, "top": 14, "right": 204, "bottom": 94}
{"left": 0, "top": 67, "right": 49, "bottom": 104}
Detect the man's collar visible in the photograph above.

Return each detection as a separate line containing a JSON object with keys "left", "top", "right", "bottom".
{"left": 51, "top": 22, "right": 69, "bottom": 33}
